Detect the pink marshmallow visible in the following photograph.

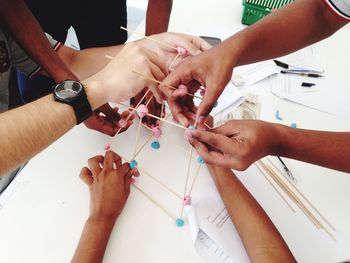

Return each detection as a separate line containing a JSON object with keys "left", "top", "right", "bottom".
{"left": 104, "top": 143, "right": 111, "bottom": 151}
{"left": 136, "top": 104, "right": 149, "bottom": 118}
{"left": 176, "top": 46, "right": 189, "bottom": 57}
{"left": 183, "top": 196, "right": 192, "bottom": 205}
{"left": 151, "top": 126, "right": 162, "bottom": 138}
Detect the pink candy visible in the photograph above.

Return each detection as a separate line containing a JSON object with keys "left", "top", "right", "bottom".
{"left": 104, "top": 143, "right": 111, "bottom": 151}
{"left": 183, "top": 196, "right": 192, "bottom": 205}
{"left": 176, "top": 46, "right": 189, "bottom": 57}
{"left": 136, "top": 104, "right": 149, "bottom": 118}
{"left": 151, "top": 126, "right": 162, "bottom": 138}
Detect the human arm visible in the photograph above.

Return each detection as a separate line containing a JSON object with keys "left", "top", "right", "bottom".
{"left": 72, "top": 151, "right": 139, "bottom": 263}
{"left": 161, "top": 0, "right": 348, "bottom": 123}
{"left": 0, "top": 42, "right": 167, "bottom": 175}
{"left": 207, "top": 164, "right": 295, "bottom": 262}
{"left": 145, "top": 0, "right": 172, "bottom": 36}
{"left": 188, "top": 120, "right": 350, "bottom": 173}
{"left": 0, "top": 0, "right": 76, "bottom": 82}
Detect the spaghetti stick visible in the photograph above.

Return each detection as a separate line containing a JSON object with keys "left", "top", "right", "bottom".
{"left": 133, "top": 184, "right": 175, "bottom": 220}
{"left": 187, "top": 164, "right": 202, "bottom": 197}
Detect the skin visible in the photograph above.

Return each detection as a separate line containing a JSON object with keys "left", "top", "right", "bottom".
{"left": 0, "top": 34, "right": 203, "bottom": 176}
{"left": 187, "top": 120, "right": 350, "bottom": 173}
{"left": 207, "top": 164, "right": 296, "bottom": 263}
{"left": 160, "top": 0, "right": 348, "bottom": 124}
{"left": 72, "top": 151, "right": 140, "bottom": 263}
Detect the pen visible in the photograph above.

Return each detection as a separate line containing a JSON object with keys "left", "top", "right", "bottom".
{"left": 277, "top": 156, "right": 297, "bottom": 183}
{"left": 280, "top": 70, "right": 323, "bottom": 78}
{"left": 273, "top": 59, "right": 324, "bottom": 74}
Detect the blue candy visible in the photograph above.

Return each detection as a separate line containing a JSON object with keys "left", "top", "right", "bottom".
{"left": 275, "top": 110, "right": 283, "bottom": 121}
{"left": 175, "top": 218, "right": 185, "bottom": 227}
{"left": 290, "top": 123, "right": 297, "bottom": 128}
{"left": 188, "top": 125, "right": 196, "bottom": 130}
{"left": 130, "top": 160, "right": 138, "bottom": 169}
{"left": 197, "top": 156, "right": 205, "bottom": 164}
{"left": 151, "top": 141, "right": 160, "bottom": 149}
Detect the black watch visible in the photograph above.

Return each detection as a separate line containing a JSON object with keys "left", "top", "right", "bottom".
{"left": 53, "top": 80, "right": 92, "bottom": 124}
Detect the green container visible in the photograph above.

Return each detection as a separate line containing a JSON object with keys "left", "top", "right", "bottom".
{"left": 242, "top": 0, "right": 294, "bottom": 26}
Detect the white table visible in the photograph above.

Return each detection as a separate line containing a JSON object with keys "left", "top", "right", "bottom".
{"left": 1, "top": 1, "right": 350, "bottom": 262}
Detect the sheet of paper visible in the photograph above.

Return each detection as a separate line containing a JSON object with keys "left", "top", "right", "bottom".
{"left": 232, "top": 60, "right": 279, "bottom": 87}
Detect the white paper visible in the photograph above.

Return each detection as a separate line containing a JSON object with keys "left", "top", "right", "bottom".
{"left": 232, "top": 60, "right": 279, "bottom": 87}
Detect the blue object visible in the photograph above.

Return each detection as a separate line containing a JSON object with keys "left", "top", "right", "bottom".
{"left": 188, "top": 125, "right": 196, "bottom": 130}
{"left": 290, "top": 123, "right": 297, "bottom": 128}
{"left": 175, "top": 218, "right": 185, "bottom": 227}
{"left": 213, "top": 101, "right": 218, "bottom": 108}
{"left": 197, "top": 156, "right": 205, "bottom": 164}
{"left": 275, "top": 110, "right": 283, "bottom": 121}
{"left": 151, "top": 141, "right": 160, "bottom": 149}
{"left": 130, "top": 160, "right": 138, "bottom": 169}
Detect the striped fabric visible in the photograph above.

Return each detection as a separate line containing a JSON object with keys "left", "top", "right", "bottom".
{"left": 324, "top": 0, "right": 350, "bottom": 21}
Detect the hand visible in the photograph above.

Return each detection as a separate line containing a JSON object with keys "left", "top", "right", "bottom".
{"left": 160, "top": 42, "right": 236, "bottom": 125}
{"left": 80, "top": 151, "right": 140, "bottom": 221}
{"left": 187, "top": 120, "right": 281, "bottom": 170}
{"left": 84, "top": 42, "right": 168, "bottom": 105}
{"left": 84, "top": 104, "right": 134, "bottom": 136}
{"left": 131, "top": 32, "right": 212, "bottom": 126}
{"left": 137, "top": 32, "right": 212, "bottom": 70}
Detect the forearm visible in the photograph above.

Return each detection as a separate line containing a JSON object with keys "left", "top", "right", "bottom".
{"left": 57, "top": 45, "right": 124, "bottom": 80}
{"left": 145, "top": 0, "right": 172, "bottom": 35}
{"left": 0, "top": 79, "right": 103, "bottom": 176}
{"left": 220, "top": 0, "right": 347, "bottom": 68}
{"left": 273, "top": 124, "right": 350, "bottom": 172}
{"left": 72, "top": 217, "right": 116, "bottom": 263}
{"left": 0, "top": 0, "right": 77, "bottom": 82}
{"left": 207, "top": 165, "right": 295, "bottom": 263}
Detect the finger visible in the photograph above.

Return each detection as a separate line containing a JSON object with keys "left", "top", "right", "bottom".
{"left": 118, "top": 163, "right": 131, "bottom": 177}
{"left": 88, "top": 155, "right": 104, "bottom": 175}
{"left": 79, "top": 167, "right": 93, "bottom": 186}
{"left": 124, "top": 169, "right": 133, "bottom": 196}
{"left": 191, "top": 36, "right": 213, "bottom": 52}
{"left": 190, "top": 130, "right": 238, "bottom": 155}
{"left": 103, "top": 151, "right": 115, "bottom": 171}
{"left": 148, "top": 62, "right": 166, "bottom": 104}
{"left": 211, "top": 121, "right": 236, "bottom": 136}
{"left": 99, "top": 103, "right": 121, "bottom": 123}
{"left": 113, "top": 152, "right": 122, "bottom": 168}
{"left": 96, "top": 117, "right": 119, "bottom": 136}
{"left": 189, "top": 138, "right": 236, "bottom": 168}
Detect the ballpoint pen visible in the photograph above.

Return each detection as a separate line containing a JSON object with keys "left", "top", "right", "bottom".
{"left": 280, "top": 70, "right": 323, "bottom": 78}
{"left": 277, "top": 156, "right": 297, "bottom": 183}
{"left": 273, "top": 59, "right": 324, "bottom": 74}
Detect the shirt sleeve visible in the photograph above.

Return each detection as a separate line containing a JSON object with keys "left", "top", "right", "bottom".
{"left": 323, "top": 0, "right": 350, "bottom": 21}
{"left": 8, "top": 33, "right": 62, "bottom": 79}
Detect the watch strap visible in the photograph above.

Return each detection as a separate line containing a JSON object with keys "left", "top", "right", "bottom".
{"left": 72, "top": 92, "right": 92, "bottom": 125}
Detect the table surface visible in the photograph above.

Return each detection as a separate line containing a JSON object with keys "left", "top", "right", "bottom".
{"left": 1, "top": 1, "right": 350, "bottom": 262}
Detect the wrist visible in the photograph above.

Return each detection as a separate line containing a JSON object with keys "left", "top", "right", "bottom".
{"left": 81, "top": 78, "right": 107, "bottom": 111}
{"left": 87, "top": 214, "right": 119, "bottom": 228}
{"left": 269, "top": 123, "right": 291, "bottom": 157}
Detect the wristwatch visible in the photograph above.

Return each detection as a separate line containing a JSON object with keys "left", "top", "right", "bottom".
{"left": 53, "top": 80, "right": 92, "bottom": 124}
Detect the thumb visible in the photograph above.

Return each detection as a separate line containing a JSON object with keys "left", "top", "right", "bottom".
{"left": 196, "top": 79, "right": 224, "bottom": 123}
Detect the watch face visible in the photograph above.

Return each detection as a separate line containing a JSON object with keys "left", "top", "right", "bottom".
{"left": 55, "top": 80, "right": 83, "bottom": 100}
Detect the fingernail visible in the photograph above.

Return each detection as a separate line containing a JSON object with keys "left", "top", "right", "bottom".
{"left": 131, "top": 178, "right": 136, "bottom": 184}
{"left": 184, "top": 130, "right": 193, "bottom": 140}
{"left": 118, "top": 119, "right": 127, "bottom": 128}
